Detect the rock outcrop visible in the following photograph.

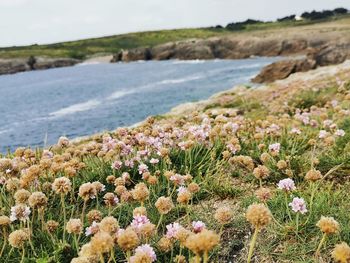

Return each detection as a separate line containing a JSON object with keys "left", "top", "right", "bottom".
{"left": 252, "top": 58, "right": 317, "bottom": 83}
{"left": 0, "top": 57, "right": 81, "bottom": 75}
{"left": 252, "top": 44, "right": 350, "bottom": 83}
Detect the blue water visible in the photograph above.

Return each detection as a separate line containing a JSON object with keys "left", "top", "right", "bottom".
{"left": 0, "top": 58, "right": 278, "bottom": 152}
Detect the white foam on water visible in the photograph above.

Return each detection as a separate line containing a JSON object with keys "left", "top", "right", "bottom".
{"left": 172, "top": 59, "right": 205, "bottom": 65}
{"left": 107, "top": 90, "right": 135, "bottom": 100}
{"left": 158, "top": 75, "right": 202, "bottom": 85}
{"left": 49, "top": 99, "right": 101, "bottom": 117}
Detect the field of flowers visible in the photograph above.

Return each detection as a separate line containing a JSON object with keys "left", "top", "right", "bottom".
{"left": 1, "top": 63, "right": 350, "bottom": 263}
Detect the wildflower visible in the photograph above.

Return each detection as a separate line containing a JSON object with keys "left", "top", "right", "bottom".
{"left": 117, "top": 228, "right": 139, "bottom": 251}
{"left": 166, "top": 222, "right": 182, "bottom": 239}
{"left": 10, "top": 204, "right": 31, "bottom": 222}
{"left": 289, "top": 197, "right": 307, "bottom": 214}
{"left": 176, "top": 188, "right": 192, "bottom": 204}
{"left": 57, "top": 136, "right": 70, "bottom": 147}
{"left": 78, "top": 182, "right": 97, "bottom": 200}
{"left": 277, "top": 178, "right": 296, "bottom": 192}
{"left": 28, "top": 192, "right": 48, "bottom": 209}
{"left": 90, "top": 231, "right": 114, "bottom": 254}
{"left": 0, "top": 216, "right": 11, "bottom": 226}
{"left": 170, "top": 174, "right": 185, "bottom": 185}
{"left": 317, "top": 216, "right": 340, "bottom": 234}
{"left": 131, "top": 215, "right": 150, "bottom": 233}
{"left": 253, "top": 165, "right": 270, "bottom": 180}
{"left": 85, "top": 221, "right": 100, "bottom": 236}
{"left": 52, "top": 177, "right": 72, "bottom": 195}
{"left": 290, "top": 128, "right": 301, "bottom": 135}
{"left": 66, "top": 218, "right": 83, "bottom": 234}
{"left": 133, "top": 206, "right": 147, "bottom": 217}
{"left": 87, "top": 210, "right": 102, "bottom": 224}
{"left": 46, "top": 220, "right": 59, "bottom": 233}
{"left": 246, "top": 204, "right": 271, "bottom": 263}
{"left": 305, "top": 169, "right": 322, "bottom": 181}
{"left": 184, "top": 230, "right": 219, "bottom": 260}
{"left": 103, "top": 192, "right": 119, "bottom": 206}
{"left": 276, "top": 160, "right": 288, "bottom": 170}
{"left": 332, "top": 242, "right": 350, "bottom": 263}
{"left": 214, "top": 206, "right": 233, "bottom": 225}
{"left": 192, "top": 221, "right": 206, "bottom": 233}
{"left": 92, "top": 181, "right": 105, "bottom": 193}
{"left": 158, "top": 236, "right": 172, "bottom": 252}
{"left": 255, "top": 187, "right": 272, "bottom": 202}
{"left": 99, "top": 216, "right": 119, "bottom": 234}
{"left": 188, "top": 182, "right": 200, "bottom": 193}
{"left": 112, "top": 160, "right": 122, "bottom": 170}
{"left": 14, "top": 189, "right": 31, "bottom": 204}
{"left": 319, "top": 130, "right": 329, "bottom": 139}
{"left": 246, "top": 204, "right": 271, "bottom": 229}
{"left": 138, "top": 163, "right": 149, "bottom": 175}
{"left": 155, "top": 196, "right": 174, "bottom": 215}
{"left": 150, "top": 158, "right": 159, "bottom": 164}
{"left": 131, "top": 182, "right": 150, "bottom": 203}
{"left": 268, "top": 143, "right": 280, "bottom": 154}
{"left": 132, "top": 244, "right": 157, "bottom": 262}
{"left": 335, "top": 129, "right": 346, "bottom": 137}
{"left": 8, "top": 229, "right": 29, "bottom": 248}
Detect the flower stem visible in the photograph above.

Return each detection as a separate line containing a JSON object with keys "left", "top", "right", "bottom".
{"left": 315, "top": 233, "right": 327, "bottom": 257}
{"left": 247, "top": 227, "right": 259, "bottom": 263}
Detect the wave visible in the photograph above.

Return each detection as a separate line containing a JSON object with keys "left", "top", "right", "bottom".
{"left": 76, "top": 62, "right": 101, "bottom": 66}
{"left": 158, "top": 75, "right": 203, "bottom": 85}
{"left": 172, "top": 59, "right": 205, "bottom": 65}
{"left": 49, "top": 99, "right": 101, "bottom": 117}
{"left": 107, "top": 90, "right": 135, "bottom": 100}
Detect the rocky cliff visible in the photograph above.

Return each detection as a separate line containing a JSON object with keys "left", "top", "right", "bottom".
{"left": 0, "top": 57, "right": 81, "bottom": 75}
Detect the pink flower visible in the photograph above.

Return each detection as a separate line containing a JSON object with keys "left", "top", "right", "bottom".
{"left": 166, "top": 222, "right": 181, "bottom": 238}
{"left": 138, "top": 163, "right": 149, "bottom": 175}
{"left": 150, "top": 158, "right": 159, "bottom": 164}
{"left": 170, "top": 174, "right": 185, "bottom": 185}
{"left": 131, "top": 215, "right": 150, "bottom": 232}
{"left": 289, "top": 197, "right": 307, "bottom": 214}
{"left": 277, "top": 178, "right": 296, "bottom": 192}
{"left": 112, "top": 160, "right": 123, "bottom": 170}
{"left": 192, "top": 221, "right": 206, "bottom": 233}
{"left": 132, "top": 244, "right": 157, "bottom": 262}
{"left": 269, "top": 143, "right": 281, "bottom": 153}
{"left": 85, "top": 221, "right": 99, "bottom": 236}
{"left": 335, "top": 129, "right": 345, "bottom": 137}
{"left": 177, "top": 186, "right": 187, "bottom": 194}
{"left": 290, "top": 128, "right": 301, "bottom": 135}
{"left": 319, "top": 130, "right": 328, "bottom": 139}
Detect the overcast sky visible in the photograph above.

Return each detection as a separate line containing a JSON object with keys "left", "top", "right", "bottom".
{"left": 0, "top": 0, "right": 349, "bottom": 47}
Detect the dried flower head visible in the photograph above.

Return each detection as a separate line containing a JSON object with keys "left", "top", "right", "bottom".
{"left": 87, "top": 210, "right": 102, "bottom": 224}
{"left": 133, "top": 206, "right": 147, "bottom": 217}
{"left": 184, "top": 230, "right": 219, "bottom": 255}
{"left": 246, "top": 203, "right": 271, "bottom": 229}
{"left": 46, "top": 220, "right": 59, "bottom": 233}
{"left": 214, "top": 206, "right": 233, "bottom": 225}
{"left": 155, "top": 196, "right": 174, "bottom": 215}
{"left": 99, "top": 216, "right": 119, "bottom": 234}
{"left": 316, "top": 216, "right": 340, "bottom": 234}
{"left": 131, "top": 183, "right": 150, "bottom": 202}
{"left": 255, "top": 187, "right": 272, "bottom": 202}
{"left": 332, "top": 242, "right": 350, "bottom": 263}
{"left": 52, "top": 177, "right": 72, "bottom": 195}
{"left": 90, "top": 231, "right": 114, "bottom": 254}
{"left": 66, "top": 218, "right": 83, "bottom": 234}
{"left": 0, "top": 215, "right": 11, "bottom": 226}
{"left": 158, "top": 236, "right": 173, "bottom": 252}
{"left": 14, "top": 189, "right": 31, "bottom": 204}
{"left": 78, "top": 182, "right": 97, "bottom": 200}
{"left": 8, "top": 229, "right": 29, "bottom": 248}
{"left": 305, "top": 169, "right": 322, "bottom": 181}
{"left": 10, "top": 204, "right": 31, "bottom": 222}
{"left": 28, "top": 191, "right": 48, "bottom": 209}
{"left": 117, "top": 228, "right": 139, "bottom": 251}
{"left": 253, "top": 165, "right": 270, "bottom": 180}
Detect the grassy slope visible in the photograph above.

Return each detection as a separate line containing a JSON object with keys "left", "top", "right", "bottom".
{"left": 1, "top": 15, "right": 349, "bottom": 59}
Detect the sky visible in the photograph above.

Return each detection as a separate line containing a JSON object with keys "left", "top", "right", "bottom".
{"left": 0, "top": 0, "right": 349, "bottom": 47}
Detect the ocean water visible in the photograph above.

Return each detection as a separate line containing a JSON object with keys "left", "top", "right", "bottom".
{"left": 0, "top": 57, "right": 278, "bottom": 152}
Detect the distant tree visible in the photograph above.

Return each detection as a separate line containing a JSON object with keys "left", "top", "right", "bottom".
{"left": 277, "top": 15, "right": 296, "bottom": 22}
{"left": 333, "top": 8, "right": 348, "bottom": 14}
{"left": 215, "top": 25, "right": 223, "bottom": 29}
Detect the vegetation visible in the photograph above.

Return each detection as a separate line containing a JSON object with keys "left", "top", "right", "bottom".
{"left": 0, "top": 8, "right": 349, "bottom": 60}
{"left": 0, "top": 58, "right": 350, "bottom": 262}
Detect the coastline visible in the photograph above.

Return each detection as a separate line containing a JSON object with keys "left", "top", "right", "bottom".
{"left": 71, "top": 59, "right": 350, "bottom": 145}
